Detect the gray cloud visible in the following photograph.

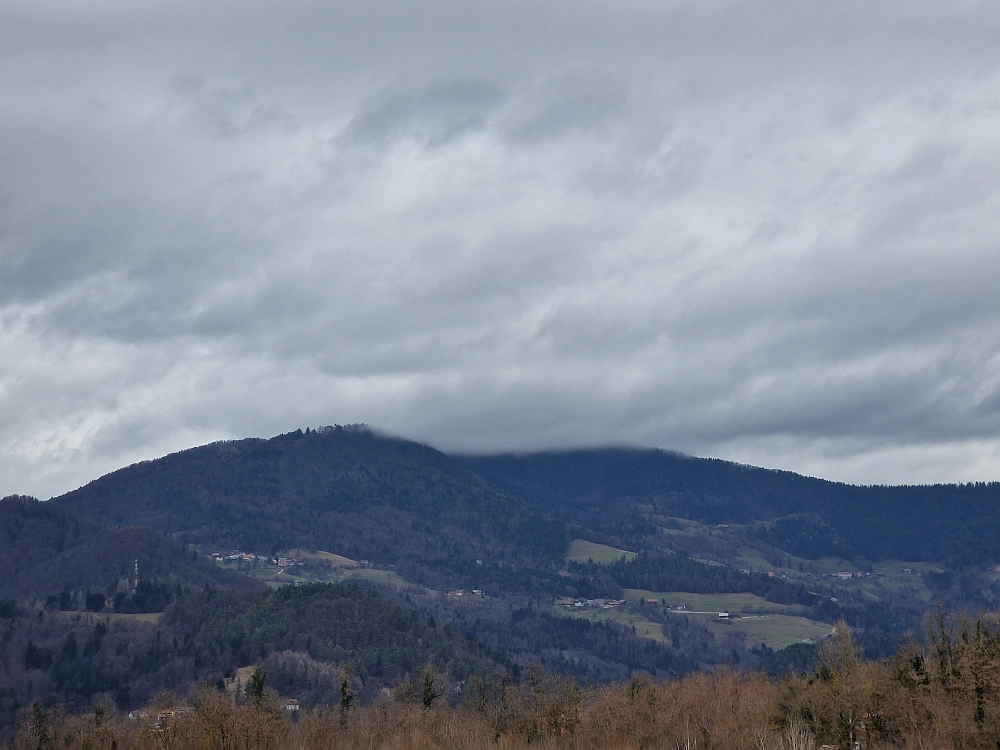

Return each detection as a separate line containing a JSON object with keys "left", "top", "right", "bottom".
{"left": 342, "top": 80, "right": 507, "bottom": 148}
{"left": 2, "top": 0, "right": 1000, "bottom": 498}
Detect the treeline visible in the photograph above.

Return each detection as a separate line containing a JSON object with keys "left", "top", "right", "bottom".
{"left": 15, "top": 614, "right": 1000, "bottom": 749}
{"left": 44, "top": 580, "right": 184, "bottom": 615}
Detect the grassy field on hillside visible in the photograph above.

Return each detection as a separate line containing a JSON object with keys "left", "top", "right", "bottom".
{"left": 285, "top": 549, "right": 358, "bottom": 567}
{"left": 624, "top": 590, "right": 798, "bottom": 614}
{"left": 243, "top": 549, "right": 417, "bottom": 590}
{"left": 338, "top": 568, "right": 414, "bottom": 588}
{"left": 622, "top": 591, "right": 827, "bottom": 648}
{"left": 567, "top": 539, "right": 637, "bottom": 564}
{"left": 554, "top": 601, "right": 828, "bottom": 650}
{"left": 791, "top": 557, "right": 937, "bottom": 603}
{"left": 553, "top": 604, "right": 670, "bottom": 643}
{"left": 54, "top": 611, "right": 162, "bottom": 625}
{"left": 703, "top": 614, "right": 832, "bottom": 650}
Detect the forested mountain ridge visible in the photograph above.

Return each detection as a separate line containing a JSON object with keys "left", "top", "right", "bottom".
{"left": 52, "top": 426, "right": 1000, "bottom": 570}
{"left": 54, "top": 426, "right": 567, "bottom": 590}
{"left": 44, "top": 427, "right": 951, "bottom": 639}
{"left": 0, "top": 496, "right": 257, "bottom": 599}
{"left": 456, "top": 449, "right": 1000, "bottom": 565}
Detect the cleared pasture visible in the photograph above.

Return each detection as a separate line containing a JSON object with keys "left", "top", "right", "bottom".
{"left": 553, "top": 605, "right": 670, "bottom": 644}
{"left": 704, "top": 614, "right": 833, "bottom": 650}
{"left": 625, "top": 590, "right": 798, "bottom": 614}
{"left": 567, "top": 539, "right": 637, "bottom": 564}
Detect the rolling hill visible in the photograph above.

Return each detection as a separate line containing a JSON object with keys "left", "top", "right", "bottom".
{"left": 0, "top": 495, "right": 259, "bottom": 600}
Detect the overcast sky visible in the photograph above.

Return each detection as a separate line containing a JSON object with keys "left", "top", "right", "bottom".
{"left": 3, "top": 1, "right": 1000, "bottom": 498}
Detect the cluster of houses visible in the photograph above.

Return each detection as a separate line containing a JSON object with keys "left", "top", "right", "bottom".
{"left": 213, "top": 551, "right": 262, "bottom": 562}
{"left": 211, "top": 551, "right": 304, "bottom": 568}
{"left": 736, "top": 568, "right": 787, "bottom": 579}
{"left": 448, "top": 589, "right": 486, "bottom": 598}
{"left": 573, "top": 598, "right": 624, "bottom": 609}
{"left": 824, "top": 567, "right": 930, "bottom": 580}
{"left": 830, "top": 570, "right": 874, "bottom": 580}
{"left": 130, "top": 702, "right": 300, "bottom": 722}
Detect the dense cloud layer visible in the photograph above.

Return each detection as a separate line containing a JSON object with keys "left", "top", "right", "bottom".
{"left": 2, "top": 1, "right": 1000, "bottom": 497}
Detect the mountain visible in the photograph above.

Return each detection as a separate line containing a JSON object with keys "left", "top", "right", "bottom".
{"left": 52, "top": 425, "right": 1000, "bottom": 572}
{"left": 54, "top": 426, "right": 567, "bottom": 591}
{"left": 45, "top": 429, "right": 939, "bottom": 638}
{"left": 0, "top": 495, "right": 258, "bottom": 600}
{"left": 456, "top": 448, "right": 1000, "bottom": 566}
{"left": 11, "top": 426, "right": 996, "bottom": 737}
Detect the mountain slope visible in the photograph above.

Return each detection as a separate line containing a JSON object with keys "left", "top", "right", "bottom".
{"left": 55, "top": 428, "right": 1000, "bottom": 571}
{"left": 54, "top": 427, "right": 567, "bottom": 589}
{"left": 0, "top": 496, "right": 258, "bottom": 599}
{"left": 455, "top": 448, "right": 1000, "bottom": 566}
